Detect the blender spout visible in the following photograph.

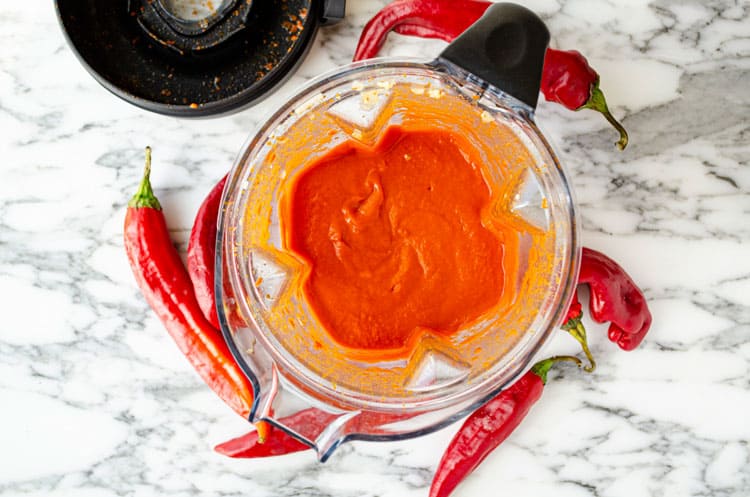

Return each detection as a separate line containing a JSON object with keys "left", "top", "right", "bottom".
{"left": 313, "top": 411, "right": 361, "bottom": 462}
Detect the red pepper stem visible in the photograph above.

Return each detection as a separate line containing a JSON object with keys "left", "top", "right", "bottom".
{"left": 583, "top": 81, "right": 629, "bottom": 150}
{"left": 128, "top": 147, "right": 162, "bottom": 210}
{"left": 530, "top": 355, "right": 584, "bottom": 384}
{"left": 564, "top": 320, "right": 596, "bottom": 373}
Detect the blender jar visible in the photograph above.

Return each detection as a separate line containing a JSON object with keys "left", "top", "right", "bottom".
{"left": 216, "top": 3, "right": 579, "bottom": 461}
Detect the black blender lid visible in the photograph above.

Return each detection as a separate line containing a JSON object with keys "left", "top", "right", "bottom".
{"left": 55, "top": 0, "right": 345, "bottom": 117}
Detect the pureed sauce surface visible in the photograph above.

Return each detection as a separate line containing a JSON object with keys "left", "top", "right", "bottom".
{"left": 282, "top": 125, "right": 516, "bottom": 359}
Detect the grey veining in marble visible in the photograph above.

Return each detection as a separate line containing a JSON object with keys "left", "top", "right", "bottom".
{"left": 1, "top": 0, "right": 748, "bottom": 496}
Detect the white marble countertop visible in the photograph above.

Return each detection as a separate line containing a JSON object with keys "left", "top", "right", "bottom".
{"left": 2, "top": 0, "right": 749, "bottom": 495}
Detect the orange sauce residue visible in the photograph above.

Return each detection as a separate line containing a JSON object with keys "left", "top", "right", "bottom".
{"left": 281, "top": 126, "right": 517, "bottom": 358}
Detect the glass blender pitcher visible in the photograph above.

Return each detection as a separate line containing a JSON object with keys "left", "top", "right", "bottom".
{"left": 216, "top": 3, "right": 579, "bottom": 461}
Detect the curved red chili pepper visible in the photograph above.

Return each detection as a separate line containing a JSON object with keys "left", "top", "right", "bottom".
{"left": 429, "top": 369, "right": 543, "bottom": 497}
{"left": 354, "top": 0, "right": 628, "bottom": 149}
{"left": 541, "top": 49, "right": 628, "bottom": 149}
{"left": 353, "top": 0, "right": 490, "bottom": 61}
{"left": 579, "top": 247, "right": 652, "bottom": 351}
{"left": 429, "top": 355, "right": 584, "bottom": 497}
{"left": 187, "top": 174, "right": 227, "bottom": 329}
{"left": 124, "top": 150, "right": 255, "bottom": 418}
{"left": 428, "top": 286, "right": 601, "bottom": 496}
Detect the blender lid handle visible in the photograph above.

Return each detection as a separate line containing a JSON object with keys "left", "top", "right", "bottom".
{"left": 439, "top": 3, "right": 550, "bottom": 109}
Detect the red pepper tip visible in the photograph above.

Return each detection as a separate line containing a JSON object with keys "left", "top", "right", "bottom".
{"left": 213, "top": 442, "right": 232, "bottom": 456}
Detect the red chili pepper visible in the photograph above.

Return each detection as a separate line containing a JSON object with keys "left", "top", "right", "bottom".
{"left": 215, "top": 408, "right": 338, "bottom": 458}
{"left": 564, "top": 289, "right": 584, "bottom": 324}
{"left": 429, "top": 355, "right": 584, "bottom": 497}
{"left": 187, "top": 174, "right": 227, "bottom": 329}
{"left": 541, "top": 49, "right": 628, "bottom": 149}
{"left": 353, "top": 0, "right": 490, "bottom": 60}
{"left": 579, "top": 247, "right": 652, "bottom": 351}
{"left": 354, "top": 0, "right": 628, "bottom": 149}
{"left": 124, "top": 149, "right": 255, "bottom": 418}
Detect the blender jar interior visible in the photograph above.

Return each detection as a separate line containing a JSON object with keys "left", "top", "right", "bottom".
{"left": 218, "top": 59, "right": 578, "bottom": 439}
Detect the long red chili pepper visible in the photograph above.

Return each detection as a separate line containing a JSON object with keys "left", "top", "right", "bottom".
{"left": 187, "top": 174, "right": 227, "bottom": 329}
{"left": 579, "top": 247, "right": 652, "bottom": 351}
{"left": 429, "top": 354, "right": 584, "bottom": 497}
{"left": 125, "top": 149, "right": 256, "bottom": 419}
{"left": 354, "top": 0, "right": 628, "bottom": 149}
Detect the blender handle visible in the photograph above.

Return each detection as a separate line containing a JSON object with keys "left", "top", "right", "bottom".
{"left": 439, "top": 3, "right": 550, "bottom": 109}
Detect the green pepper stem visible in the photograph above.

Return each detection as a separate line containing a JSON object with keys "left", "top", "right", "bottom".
{"left": 583, "top": 81, "right": 629, "bottom": 151}
{"left": 128, "top": 147, "right": 162, "bottom": 210}
{"left": 531, "top": 355, "right": 585, "bottom": 384}
{"left": 563, "top": 320, "right": 597, "bottom": 373}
